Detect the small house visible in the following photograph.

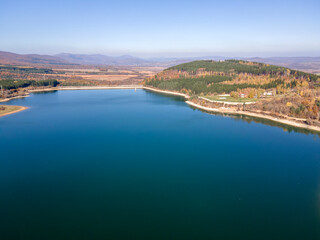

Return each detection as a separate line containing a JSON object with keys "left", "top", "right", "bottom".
{"left": 263, "top": 91, "right": 273, "bottom": 96}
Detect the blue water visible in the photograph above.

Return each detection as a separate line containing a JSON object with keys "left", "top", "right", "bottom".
{"left": 0, "top": 89, "right": 319, "bottom": 240}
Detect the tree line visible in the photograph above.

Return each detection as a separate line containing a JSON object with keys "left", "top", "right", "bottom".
{"left": 0, "top": 65, "right": 54, "bottom": 74}
{"left": 0, "top": 79, "right": 59, "bottom": 90}
{"left": 145, "top": 75, "right": 283, "bottom": 95}
{"left": 168, "top": 60, "right": 318, "bottom": 81}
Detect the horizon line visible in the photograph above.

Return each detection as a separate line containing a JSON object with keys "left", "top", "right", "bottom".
{"left": 1, "top": 50, "right": 320, "bottom": 59}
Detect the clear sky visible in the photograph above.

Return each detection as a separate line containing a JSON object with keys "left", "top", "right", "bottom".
{"left": 0, "top": 0, "right": 319, "bottom": 57}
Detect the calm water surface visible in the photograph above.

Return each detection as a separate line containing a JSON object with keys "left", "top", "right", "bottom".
{"left": 0, "top": 90, "right": 320, "bottom": 240}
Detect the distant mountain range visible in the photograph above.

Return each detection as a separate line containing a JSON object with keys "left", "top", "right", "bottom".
{"left": 0, "top": 51, "right": 70, "bottom": 65}
{"left": 0, "top": 51, "right": 319, "bottom": 74}
{"left": 246, "top": 57, "right": 320, "bottom": 74}
{"left": 55, "top": 53, "right": 149, "bottom": 65}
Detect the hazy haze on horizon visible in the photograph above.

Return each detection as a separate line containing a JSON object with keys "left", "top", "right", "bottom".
{"left": 1, "top": 0, "right": 320, "bottom": 57}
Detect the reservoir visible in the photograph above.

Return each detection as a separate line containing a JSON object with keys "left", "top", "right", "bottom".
{"left": 0, "top": 89, "right": 319, "bottom": 239}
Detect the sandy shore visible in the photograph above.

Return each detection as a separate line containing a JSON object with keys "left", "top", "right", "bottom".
{"left": 0, "top": 106, "right": 28, "bottom": 118}
{"left": 59, "top": 86, "right": 143, "bottom": 91}
{"left": 186, "top": 101, "right": 320, "bottom": 133}
{"left": 143, "top": 87, "right": 189, "bottom": 98}
{"left": 143, "top": 87, "right": 320, "bottom": 132}
{"left": 28, "top": 85, "right": 143, "bottom": 92}
{"left": 0, "top": 94, "right": 30, "bottom": 103}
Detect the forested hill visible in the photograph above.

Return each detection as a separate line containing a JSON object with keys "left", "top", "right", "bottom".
{"left": 0, "top": 51, "right": 71, "bottom": 65}
{"left": 144, "top": 60, "right": 319, "bottom": 95}
{"left": 168, "top": 60, "right": 318, "bottom": 81}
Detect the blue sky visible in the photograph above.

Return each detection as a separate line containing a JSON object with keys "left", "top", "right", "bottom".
{"left": 0, "top": 0, "right": 319, "bottom": 57}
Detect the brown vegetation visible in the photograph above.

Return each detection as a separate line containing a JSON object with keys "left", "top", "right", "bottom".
{"left": 0, "top": 105, "right": 27, "bottom": 117}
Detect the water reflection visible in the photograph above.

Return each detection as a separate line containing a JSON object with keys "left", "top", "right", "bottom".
{"left": 144, "top": 89, "right": 320, "bottom": 137}
{"left": 193, "top": 107, "right": 320, "bottom": 137}
{"left": 144, "top": 89, "right": 186, "bottom": 102}
{"left": 31, "top": 90, "right": 58, "bottom": 95}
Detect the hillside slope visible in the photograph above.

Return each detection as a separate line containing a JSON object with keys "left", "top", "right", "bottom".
{"left": 0, "top": 51, "right": 71, "bottom": 65}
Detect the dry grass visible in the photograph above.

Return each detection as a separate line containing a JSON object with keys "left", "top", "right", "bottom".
{"left": 205, "top": 95, "right": 258, "bottom": 103}
{"left": 78, "top": 74, "right": 138, "bottom": 81}
{"left": 0, "top": 105, "right": 26, "bottom": 117}
{"left": 53, "top": 68, "right": 101, "bottom": 73}
{"left": 50, "top": 66, "right": 163, "bottom": 85}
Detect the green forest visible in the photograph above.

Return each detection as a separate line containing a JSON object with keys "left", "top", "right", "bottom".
{"left": 0, "top": 79, "right": 59, "bottom": 90}
{"left": 168, "top": 60, "right": 318, "bottom": 81}
{"left": 145, "top": 76, "right": 283, "bottom": 94}
{"left": 0, "top": 65, "right": 54, "bottom": 74}
{"left": 145, "top": 60, "right": 319, "bottom": 95}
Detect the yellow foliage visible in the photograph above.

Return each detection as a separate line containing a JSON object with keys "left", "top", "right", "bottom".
{"left": 230, "top": 91, "right": 238, "bottom": 98}
{"left": 286, "top": 102, "right": 292, "bottom": 107}
{"left": 276, "top": 85, "right": 283, "bottom": 94}
{"left": 299, "top": 90, "right": 304, "bottom": 97}
{"left": 301, "top": 81, "right": 309, "bottom": 88}
{"left": 248, "top": 89, "right": 255, "bottom": 98}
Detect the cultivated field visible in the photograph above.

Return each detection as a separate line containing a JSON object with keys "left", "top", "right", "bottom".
{"left": 51, "top": 66, "right": 164, "bottom": 86}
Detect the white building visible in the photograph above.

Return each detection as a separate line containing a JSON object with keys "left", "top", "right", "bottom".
{"left": 263, "top": 91, "right": 273, "bottom": 96}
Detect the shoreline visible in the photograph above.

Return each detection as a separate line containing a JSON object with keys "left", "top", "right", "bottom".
{"left": 28, "top": 85, "right": 144, "bottom": 92}
{"left": 143, "top": 86, "right": 189, "bottom": 98}
{"left": 0, "top": 94, "right": 30, "bottom": 103}
{"left": 186, "top": 101, "right": 320, "bottom": 133}
{"left": 58, "top": 85, "right": 143, "bottom": 91}
{"left": 0, "top": 106, "right": 28, "bottom": 118}
{"left": 2, "top": 85, "right": 320, "bottom": 132}
{"left": 142, "top": 87, "right": 320, "bottom": 133}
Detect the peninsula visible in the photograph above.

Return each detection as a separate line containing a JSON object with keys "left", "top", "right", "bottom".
{"left": 144, "top": 60, "right": 320, "bottom": 132}
{"left": 0, "top": 105, "right": 27, "bottom": 117}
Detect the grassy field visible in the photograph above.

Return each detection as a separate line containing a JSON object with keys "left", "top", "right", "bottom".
{"left": 0, "top": 105, "right": 25, "bottom": 117}
{"left": 0, "top": 65, "right": 164, "bottom": 87}
{"left": 204, "top": 95, "right": 258, "bottom": 103}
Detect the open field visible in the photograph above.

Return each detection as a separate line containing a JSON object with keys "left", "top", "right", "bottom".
{"left": 0, "top": 65, "right": 164, "bottom": 87}
{"left": 54, "top": 66, "right": 163, "bottom": 85}
{"left": 204, "top": 95, "right": 258, "bottom": 103}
